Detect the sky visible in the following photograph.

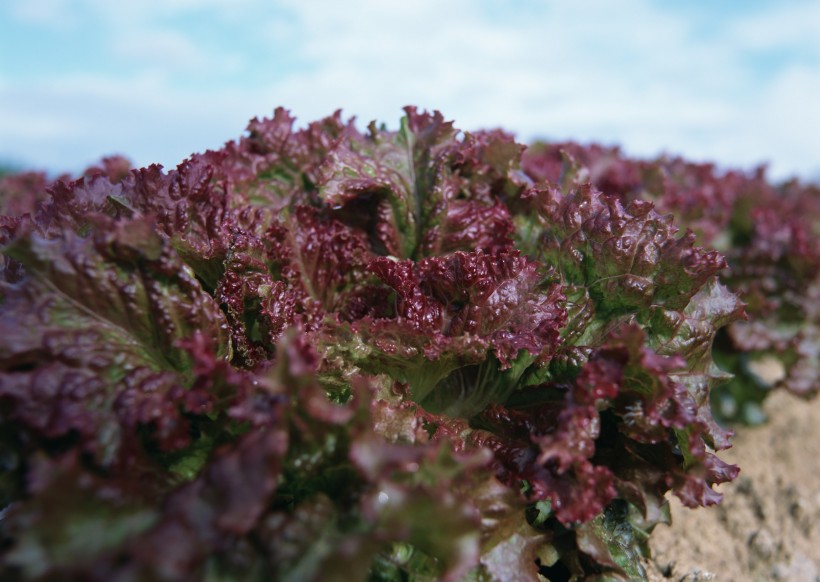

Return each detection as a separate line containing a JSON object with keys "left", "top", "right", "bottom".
{"left": 1, "top": 0, "right": 819, "bottom": 182}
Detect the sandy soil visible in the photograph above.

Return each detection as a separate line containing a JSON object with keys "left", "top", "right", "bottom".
{"left": 644, "top": 390, "right": 820, "bottom": 582}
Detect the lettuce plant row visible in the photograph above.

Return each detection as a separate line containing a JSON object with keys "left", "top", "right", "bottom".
{"left": 0, "top": 108, "right": 816, "bottom": 580}
{"left": 522, "top": 142, "right": 820, "bottom": 424}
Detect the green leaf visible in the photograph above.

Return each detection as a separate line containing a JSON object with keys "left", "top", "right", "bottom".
{"left": 575, "top": 501, "right": 650, "bottom": 581}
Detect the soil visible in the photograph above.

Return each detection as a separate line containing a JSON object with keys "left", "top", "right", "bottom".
{"left": 643, "top": 390, "right": 820, "bottom": 582}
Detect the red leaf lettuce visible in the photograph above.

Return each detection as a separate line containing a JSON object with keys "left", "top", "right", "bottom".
{"left": 0, "top": 108, "right": 764, "bottom": 580}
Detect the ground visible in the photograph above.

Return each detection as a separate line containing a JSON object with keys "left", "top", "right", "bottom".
{"left": 644, "top": 390, "right": 820, "bottom": 582}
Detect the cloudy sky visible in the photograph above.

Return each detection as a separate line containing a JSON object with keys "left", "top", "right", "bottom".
{"left": 1, "top": 0, "right": 819, "bottom": 181}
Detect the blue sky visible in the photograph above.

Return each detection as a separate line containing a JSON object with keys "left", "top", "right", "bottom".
{"left": 1, "top": 0, "right": 819, "bottom": 181}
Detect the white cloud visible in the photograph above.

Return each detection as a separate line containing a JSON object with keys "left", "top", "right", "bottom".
{"left": 2, "top": 0, "right": 819, "bottom": 181}
{"left": 256, "top": 0, "right": 820, "bottom": 180}
{"left": 111, "top": 29, "right": 244, "bottom": 74}
{"left": 0, "top": 74, "right": 268, "bottom": 172}
{"left": 112, "top": 29, "right": 208, "bottom": 70}
{"left": 9, "top": 0, "right": 77, "bottom": 29}
{"left": 746, "top": 65, "right": 820, "bottom": 177}
{"left": 727, "top": 2, "right": 820, "bottom": 55}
